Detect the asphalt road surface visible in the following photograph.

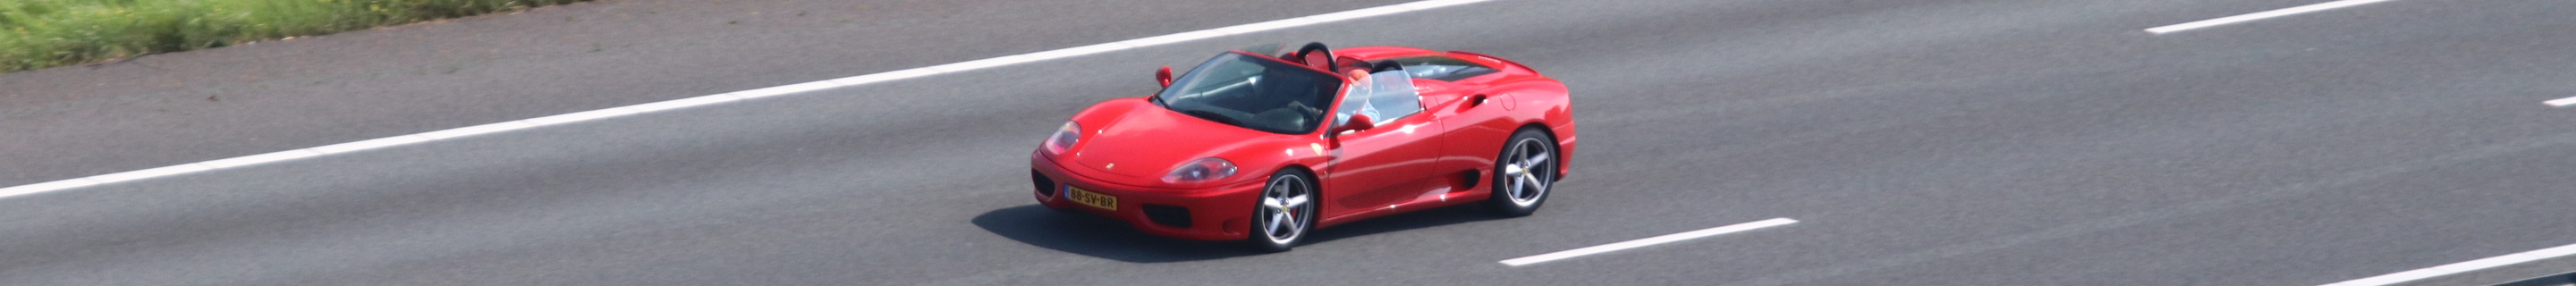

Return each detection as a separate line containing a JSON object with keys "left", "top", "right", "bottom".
{"left": 4, "top": 0, "right": 2574, "bottom": 285}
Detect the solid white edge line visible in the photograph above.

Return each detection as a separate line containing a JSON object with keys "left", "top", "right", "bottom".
{"left": 2319, "top": 242, "right": 2576, "bottom": 286}
{"left": 928, "top": 55, "right": 1041, "bottom": 72}
{"left": 1215, "top": 18, "right": 1324, "bottom": 35}
{"left": 88, "top": 164, "right": 216, "bottom": 183}
{"left": 200, "top": 150, "right": 325, "bottom": 168}
{"left": 0, "top": 179, "right": 102, "bottom": 198}
{"left": 2544, "top": 96, "right": 2576, "bottom": 107}
{"left": 730, "top": 80, "right": 846, "bottom": 99}
{"left": 2145, "top": 0, "right": 2397, "bottom": 34}
{"left": 523, "top": 106, "right": 640, "bottom": 126}
{"left": 418, "top": 122, "right": 541, "bottom": 139}
{"left": 1304, "top": 5, "right": 1420, "bottom": 23}
{"left": 827, "top": 68, "right": 944, "bottom": 86}
{"left": 1119, "top": 30, "right": 1230, "bottom": 47}
{"left": 0, "top": 0, "right": 1496, "bottom": 199}
{"left": 622, "top": 94, "right": 744, "bottom": 114}
{"left": 1402, "top": 0, "right": 1492, "bottom": 10}
{"left": 1022, "top": 43, "right": 1138, "bottom": 62}
{"left": 1500, "top": 218, "right": 1799, "bottom": 266}
{"left": 309, "top": 135, "right": 434, "bottom": 154}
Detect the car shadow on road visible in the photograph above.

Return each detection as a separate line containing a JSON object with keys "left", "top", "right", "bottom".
{"left": 1294, "top": 204, "right": 1507, "bottom": 244}
{"left": 970, "top": 203, "right": 1507, "bottom": 263}
{"left": 970, "top": 205, "right": 1259, "bottom": 263}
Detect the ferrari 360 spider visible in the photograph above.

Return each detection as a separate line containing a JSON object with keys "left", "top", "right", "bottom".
{"left": 1029, "top": 42, "right": 1576, "bottom": 251}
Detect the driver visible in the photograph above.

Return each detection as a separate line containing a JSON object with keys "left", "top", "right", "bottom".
{"left": 1335, "top": 69, "right": 1382, "bottom": 127}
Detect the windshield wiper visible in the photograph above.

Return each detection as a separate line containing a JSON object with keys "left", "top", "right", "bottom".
{"left": 1179, "top": 109, "right": 1243, "bottom": 126}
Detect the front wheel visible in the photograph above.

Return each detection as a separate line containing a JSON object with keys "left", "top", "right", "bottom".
{"left": 1487, "top": 129, "right": 1557, "bottom": 217}
{"left": 1247, "top": 169, "right": 1318, "bottom": 252}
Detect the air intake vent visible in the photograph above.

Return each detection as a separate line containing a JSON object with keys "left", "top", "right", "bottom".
{"left": 1142, "top": 205, "right": 1191, "bottom": 228}
{"left": 1030, "top": 170, "right": 1056, "bottom": 197}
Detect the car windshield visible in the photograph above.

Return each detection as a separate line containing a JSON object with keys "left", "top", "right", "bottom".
{"left": 1154, "top": 52, "right": 1343, "bottom": 134}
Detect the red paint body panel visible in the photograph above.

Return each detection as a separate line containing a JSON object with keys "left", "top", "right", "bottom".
{"left": 1317, "top": 106, "right": 1446, "bottom": 222}
{"left": 1030, "top": 46, "right": 1574, "bottom": 240}
{"left": 1032, "top": 150, "right": 1267, "bottom": 240}
{"left": 1068, "top": 98, "right": 1299, "bottom": 181}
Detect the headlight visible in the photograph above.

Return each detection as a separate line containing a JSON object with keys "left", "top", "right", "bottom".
{"left": 1163, "top": 157, "right": 1238, "bottom": 183}
{"left": 1043, "top": 122, "right": 1080, "bottom": 154}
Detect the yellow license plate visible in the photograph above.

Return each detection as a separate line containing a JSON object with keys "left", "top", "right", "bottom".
{"left": 1067, "top": 187, "right": 1118, "bottom": 211}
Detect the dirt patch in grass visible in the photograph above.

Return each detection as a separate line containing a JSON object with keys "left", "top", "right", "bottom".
{"left": 1, "top": 0, "right": 591, "bottom": 72}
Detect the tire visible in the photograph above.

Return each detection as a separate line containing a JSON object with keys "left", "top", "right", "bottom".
{"left": 1247, "top": 169, "right": 1319, "bottom": 252}
{"left": 1486, "top": 128, "right": 1558, "bottom": 217}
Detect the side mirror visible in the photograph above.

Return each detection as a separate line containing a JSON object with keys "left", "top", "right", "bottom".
{"left": 1333, "top": 114, "right": 1375, "bottom": 135}
{"left": 1156, "top": 66, "right": 1174, "bottom": 87}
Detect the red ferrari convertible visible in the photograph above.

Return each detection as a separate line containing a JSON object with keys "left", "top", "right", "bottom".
{"left": 1029, "top": 43, "right": 1576, "bottom": 251}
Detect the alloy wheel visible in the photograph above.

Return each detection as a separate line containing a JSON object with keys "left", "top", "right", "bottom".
{"left": 1499, "top": 138, "right": 1553, "bottom": 206}
{"left": 1258, "top": 174, "right": 1314, "bottom": 244}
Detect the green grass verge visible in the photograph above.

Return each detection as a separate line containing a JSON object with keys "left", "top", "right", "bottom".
{"left": 1, "top": 0, "right": 589, "bottom": 72}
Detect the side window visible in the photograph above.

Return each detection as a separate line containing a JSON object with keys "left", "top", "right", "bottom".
{"left": 1391, "top": 55, "right": 1499, "bottom": 81}
{"left": 1335, "top": 71, "right": 1422, "bottom": 126}
{"left": 1335, "top": 80, "right": 1372, "bottom": 126}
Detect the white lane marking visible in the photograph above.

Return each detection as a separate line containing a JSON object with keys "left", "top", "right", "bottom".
{"left": 0, "top": 179, "right": 100, "bottom": 198}
{"left": 0, "top": 0, "right": 1495, "bottom": 200}
{"left": 88, "top": 164, "right": 216, "bottom": 183}
{"left": 199, "top": 150, "right": 324, "bottom": 168}
{"left": 418, "top": 122, "right": 540, "bottom": 139}
{"left": 928, "top": 55, "right": 1040, "bottom": 73}
{"left": 522, "top": 107, "right": 639, "bottom": 125}
{"left": 1215, "top": 18, "right": 1323, "bottom": 35}
{"left": 2145, "top": 0, "right": 2397, "bottom": 34}
{"left": 1500, "top": 218, "right": 1798, "bottom": 266}
{"left": 826, "top": 68, "right": 943, "bottom": 86}
{"left": 619, "top": 94, "right": 743, "bottom": 114}
{"left": 1023, "top": 43, "right": 1131, "bottom": 62}
{"left": 309, "top": 135, "right": 433, "bottom": 154}
{"left": 2318, "top": 242, "right": 2576, "bottom": 286}
{"left": 730, "top": 80, "right": 849, "bottom": 99}
{"left": 1306, "top": 5, "right": 1417, "bottom": 22}
{"left": 2546, "top": 96, "right": 2576, "bottom": 107}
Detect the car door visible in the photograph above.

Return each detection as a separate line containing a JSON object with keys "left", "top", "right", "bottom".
{"left": 1402, "top": 56, "right": 1516, "bottom": 192}
{"left": 1322, "top": 71, "right": 1445, "bottom": 214}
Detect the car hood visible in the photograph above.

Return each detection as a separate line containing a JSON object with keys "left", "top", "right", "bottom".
{"left": 1071, "top": 103, "right": 1292, "bottom": 180}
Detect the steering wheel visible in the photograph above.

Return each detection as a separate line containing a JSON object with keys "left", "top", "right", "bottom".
{"left": 1292, "top": 42, "right": 1335, "bottom": 70}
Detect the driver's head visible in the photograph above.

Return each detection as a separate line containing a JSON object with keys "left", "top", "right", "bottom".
{"left": 1341, "top": 60, "right": 1374, "bottom": 74}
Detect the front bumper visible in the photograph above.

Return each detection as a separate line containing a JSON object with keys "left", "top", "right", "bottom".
{"left": 1030, "top": 151, "right": 1264, "bottom": 240}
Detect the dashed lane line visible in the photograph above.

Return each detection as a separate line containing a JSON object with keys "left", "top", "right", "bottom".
{"left": 1499, "top": 218, "right": 1798, "bottom": 266}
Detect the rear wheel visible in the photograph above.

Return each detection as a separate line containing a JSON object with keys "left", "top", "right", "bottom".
{"left": 1487, "top": 129, "right": 1556, "bottom": 217}
{"left": 1247, "top": 169, "right": 1318, "bottom": 252}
